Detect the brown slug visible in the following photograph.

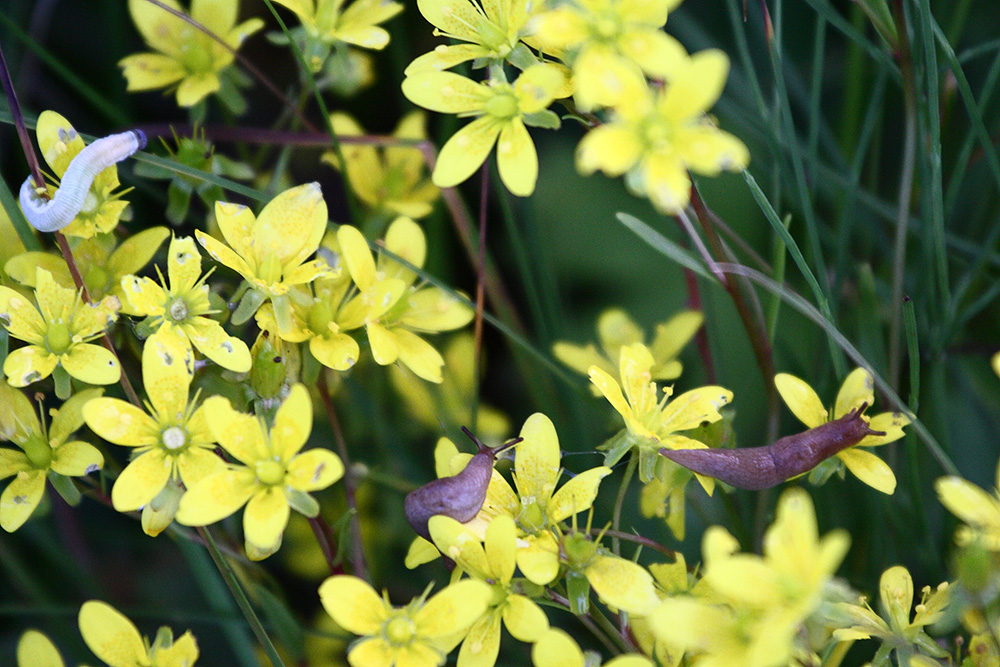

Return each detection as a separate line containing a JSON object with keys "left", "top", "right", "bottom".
{"left": 658, "top": 404, "right": 885, "bottom": 490}
{"left": 404, "top": 428, "right": 521, "bottom": 540}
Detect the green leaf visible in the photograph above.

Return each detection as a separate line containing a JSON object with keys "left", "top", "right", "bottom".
{"left": 48, "top": 472, "right": 81, "bottom": 506}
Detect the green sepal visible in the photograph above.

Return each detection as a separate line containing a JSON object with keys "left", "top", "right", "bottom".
{"left": 523, "top": 110, "right": 561, "bottom": 130}
{"left": 507, "top": 43, "right": 538, "bottom": 71}
{"left": 49, "top": 471, "right": 81, "bottom": 506}
{"left": 232, "top": 288, "right": 266, "bottom": 325}
{"left": 599, "top": 430, "right": 631, "bottom": 468}
{"left": 566, "top": 569, "right": 591, "bottom": 616}
{"left": 52, "top": 365, "right": 72, "bottom": 400}
{"left": 287, "top": 488, "right": 320, "bottom": 518}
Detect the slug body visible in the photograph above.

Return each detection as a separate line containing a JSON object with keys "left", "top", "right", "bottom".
{"left": 19, "top": 129, "right": 147, "bottom": 233}
{"left": 659, "top": 406, "right": 884, "bottom": 490}
{"left": 404, "top": 431, "right": 518, "bottom": 541}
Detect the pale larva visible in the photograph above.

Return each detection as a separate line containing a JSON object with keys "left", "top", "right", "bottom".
{"left": 19, "top": 129, "right": 146, "bottom": 233}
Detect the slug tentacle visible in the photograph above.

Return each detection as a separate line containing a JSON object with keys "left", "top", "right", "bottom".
{"left": 659, "top": 404, "right": 884, "bottom": 490}
{"left": 19, "top": 129, "right": 146, "bottom": 233}
{"left": 404, "top": 429, "right": 521, "bottom": 540}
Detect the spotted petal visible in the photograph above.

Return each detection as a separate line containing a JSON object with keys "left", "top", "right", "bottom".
{"left": 61, "top": 343, "right": 121, "bottom": 385}
{"left": 175, "top": 468, "right": 257, "bottom": 526}
{"left": 50, "top": 441, "right": 103, "bottom": 477}
{"left": 0, "top": 471, "right": 45, "bottom": 531}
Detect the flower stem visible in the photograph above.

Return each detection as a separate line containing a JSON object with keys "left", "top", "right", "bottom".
{"left": 611, "top": 451, "right": 638, "bottom": 557}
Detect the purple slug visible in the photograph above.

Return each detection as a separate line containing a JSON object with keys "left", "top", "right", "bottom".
{"left": 659, "top": 404, "right": 884, "bottom": 490}
{"left": 404, "top": 428, "right": 521, "bottom": 540}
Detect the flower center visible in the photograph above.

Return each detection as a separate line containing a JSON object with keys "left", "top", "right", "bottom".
{"left": 258, "top": 254, "right": 283, "bottom": 286}
{"left": 45, "top": 322, "right": 72, "bottom": 355}
{"left": 485, "top": 92, "right": 519, "bottom": 120}
{"left": 179, "top": 32, "right": 213, "bottom": 73}
{"left": 562, "top": 532, "right": 598, "bottom": 569}
{"left": 517, "top": 498, "right": 547, "bottom": 534}
{"left": 307, "top": 302, "right": 333, "bottom": 335}
{"left": 168, "top": 297, "right": 190, "bottom": 322}
{"left": 383, "top": 615, "right": 416, "bottom": 646}
{"left": 642, "top": 118, "right": 673, "bottom": 147}
{"left": 162, "top": 426, "right": 187, "bottom": 451}
{"left": 255, "top": 458, "right": 285, "bottom": 486}
{"left": 22, "top": 434, "right": 53, "bottom": 469}
{"left": 594, "top": 15, "right": 621, "bottom": 41}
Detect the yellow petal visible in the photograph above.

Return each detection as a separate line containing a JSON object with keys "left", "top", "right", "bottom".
{"left": 118, "top": 53, "right": 186, "bottom": 91}
{"left": 347, "top": 638, "right": 394, "bottom": 667}
{"left": 4, "top": 347, "right": 58, "bottom": 387}
{"left": 368, "top": 321, "right": 399, "bottom": 365}
{"left": 485, "top": 514, "right": 517, "bottom": 583}
{"left": 36, "top": 110, "right": 84, "bottom": 177}
{"left": 113, "top": 450, "right": 173, "bottom": 512}
{"left": 191, "top": 0, "right": 236, "bottom": 33}
{"left": 621, "top": 29, "right": 686, "bottom": 80}
{"left": 661, "top": 49, "right": 729, "bottom": 123}
{"left": 286, "top": 449, "right": 344, "bottom": 491}
{"left": 165, "top": 235, "right": 203, "bottom": 290}
{"left": 503, "top": 594, "right": 549, "bottom": 642}
{"left": 143, "top": 331, "right": 193, "bottom": 420}
{"left": 935, "top": 476, "right": 1000, "bottom": 530}
{"left": 202, "top": 396, "right": 265, "bottom": 464}
{"left": 393, "top": 328, "right": 444, "bottom": 383}
{"left": 243, "top": 487, "right": 290, "bottom": 559}
{"left": 61, "top": 343, "right": 121, "bottom": 385}
{"left": 254, "top": 183, "right": 328, "bottom": 268}
{"left": 589, "top": 365, "right": 633, "bottom": 423}
{"left": 184, "top": 318, "right": 252, "bottom": 373}
{"left": 83, "top": 397, "right": 158, "bottom": 446}
{"left": 429, "top": 514, "right": 490, "bottom": 576}
{"left": 120, "top": 275, "right": 166, "bottom": 317}
{"left": 586, "top": 554, "right": 660, "bottom": 615}
{"left": 50, "top": 441, "right": 103, "bottom": 477}
{"left": 514, "top": 413, "right": 561, "bottom": 502}
{"left": 641, "top": 151, "right": 691, "bottom": 213}
{"left": 433, "top": 116, "right": 501, "bottom": 188}
{"left": 660, "top": 386, "right": 732, "bottom": 433}
{"left": 859, "top": 411, "right": 910, "bottom": 447}
{"left": 649, "top": 310, "right": 703, "bottom": 369}
{"left": 48, "top": 387, "right": 102, "bottom": 445}
{"left": 399, "top": 288, "right": 473, "bottom": 332}
{"left": 176, "top": 73, "right": 221, "bottom": 107}
{"left": 405, "top": 536, "right": 441, "bottom": 568}
{"left": 310, "top": 332, "right": 360, "bottom": 370}
{"left": 516, "top": 531, "right": 560, "bottom": 585}
{"left": 458, "top": 610, "right": 502, "bottom": 667}
{"left": 195, "top": 229, "right": 253, "bottom": 281}
{"left": 0, "top": 472, "right": 45, "bottom": 531}
{"left": 547, "top": 466, "right": 612, "bottom": 523}
{"left": 214, "top": 201, "right": 256, "bottom": 258}
{"left": 402, "top": 71, "right": 489, "bottom": 114}
{"left": 531, "top": 629, "right": 584, "bottom": 667}
{"left": 78, "top": 600, "right": 147, "bottom": 666}
{"left": 0, "top": 287, "right": 46, "bottom": 343}
{"left": 175, "top": 468, "right": 257, "bottom": 525}
{"left": 496, "top": 118, "right": 537, "bottom": 196}
{"left": 337, "top": 225, "right": 376, "bottom": 291}
{"left": 414, "top": 579, "right": 492, "bottom": 637}
{"left": 405, "top": 43, "right": 490, "bottom": 75}
{"left": 576, "top": 125, "right": 642, "bottom": 176}
{"left": 834, "top": 367, "right": 875, "bottom": 418}
{"left": 272, "top": 384, "right": 312, "bottom": 459}
{"left": 774, "top": 373, "right": 828, "bottom": 428}
{"left": 17, "top": 630, "right": 65, "bottom": 667}
{"left": 319, "top": 575, "right": 387, "bottom": 635}
{"left": 838, "top": 448, "right": 896, "bottom": 494}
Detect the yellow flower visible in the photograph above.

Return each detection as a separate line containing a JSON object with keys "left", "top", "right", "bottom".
{"left": 319, "top": 575, "right": 492, "bottom": 667}
{"left": 650, "top": 488, "right": 849, "bottom": 667}
{"left": 323, "top": 111, "right": 440, "bottom": 219}
{"left": 6, "top": 227, "right": 170, "bottom": 303}
{"left": 936, "top": 459, "right": 1000, "bottom": 549}
{"left": 406, "top": 0, "right": 529, "bottom": 74}
{"left": 476, "top": 412, "right": 612, "bottom": 585}
{"left": 0, "top": 267, "right": 120, "bottom": 394}
{"left": 428, "top": 514, "right": 550, "bottom": 665}
{"left": 832, "top": 566, "right": 950, "bottom": 663}
{"left": 529, "top": 0, "right": 687, "bottom": 110}
{"left": 533, "top": 628, "right": 654, "bottom": 667}
{"left": 402, "top": 64, "right": 566, "bottom": 196}
{"left": 119, "top": 0, "right": 264, "bottom": 107}
{"left": 775, "top": 367, "right": 908, "bottom": 494}
{"left": 575, "top": 51, "right": 749, "bottom": 213}
{"left": 271, "top": 0, "right": 403, "bottom": 51}
{"left": 17, "top": 630, "right": 66, "bottom": 667}
{"left": 195, "top": 182, "right": 331, "bottom": 337}
{"left": 121, "top": 235, "right": 251, "bottom": 372}
{"left": 78, "top": 599, "right": 199, "bottom": 667}
{"left": 337, "top": 217, "right": 473, "bottom": 382}
{"left": 83, "top": 332, "right": 222, "bottom": 535}
{"left": 176, "top": 383, "right": 344, "bottom": 560}
{"left": 28, "top": 111, "right": 134, "bottom": 239}
{"left": 0, "top": 383, "right": 103, "bottom": 532}
{"left": 590, "top": 342, "right": 731, "bottom": 482}
{"left": 553, "top": 307, "right": 703, "bottom": 393}
{"left": 992, "top": 351, "right": 1000, "bottom": 378}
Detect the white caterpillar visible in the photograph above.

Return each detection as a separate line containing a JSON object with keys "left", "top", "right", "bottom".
{"left": 19, "top": 129, "right": 146, "bottom": 233}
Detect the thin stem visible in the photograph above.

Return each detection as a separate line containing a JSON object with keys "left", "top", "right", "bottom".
{"left": 610, "top": 451, "right": 638, "bottom": 557}
{"left": 589, "top": 528, "right": 677, "bottom": 558}
{"left": 888, "top": 2, "right": 919, "bottom": 394}
{"left": 198, "top": 526, "right": 286, "bottom": 667}
{"left": 308, "top": 516, "right": 342, "bottom": 577}
{"left": 317, "top": 375, "right": 369, "bottom": 582}
{"left": 471, "top": 163, "right": 489, "bottom": 429}
{"left": 544, "top": 590, "right": 622, "bottom": 656}
{"left": 0, "top": 41, "right": 44, "bottom": 190}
